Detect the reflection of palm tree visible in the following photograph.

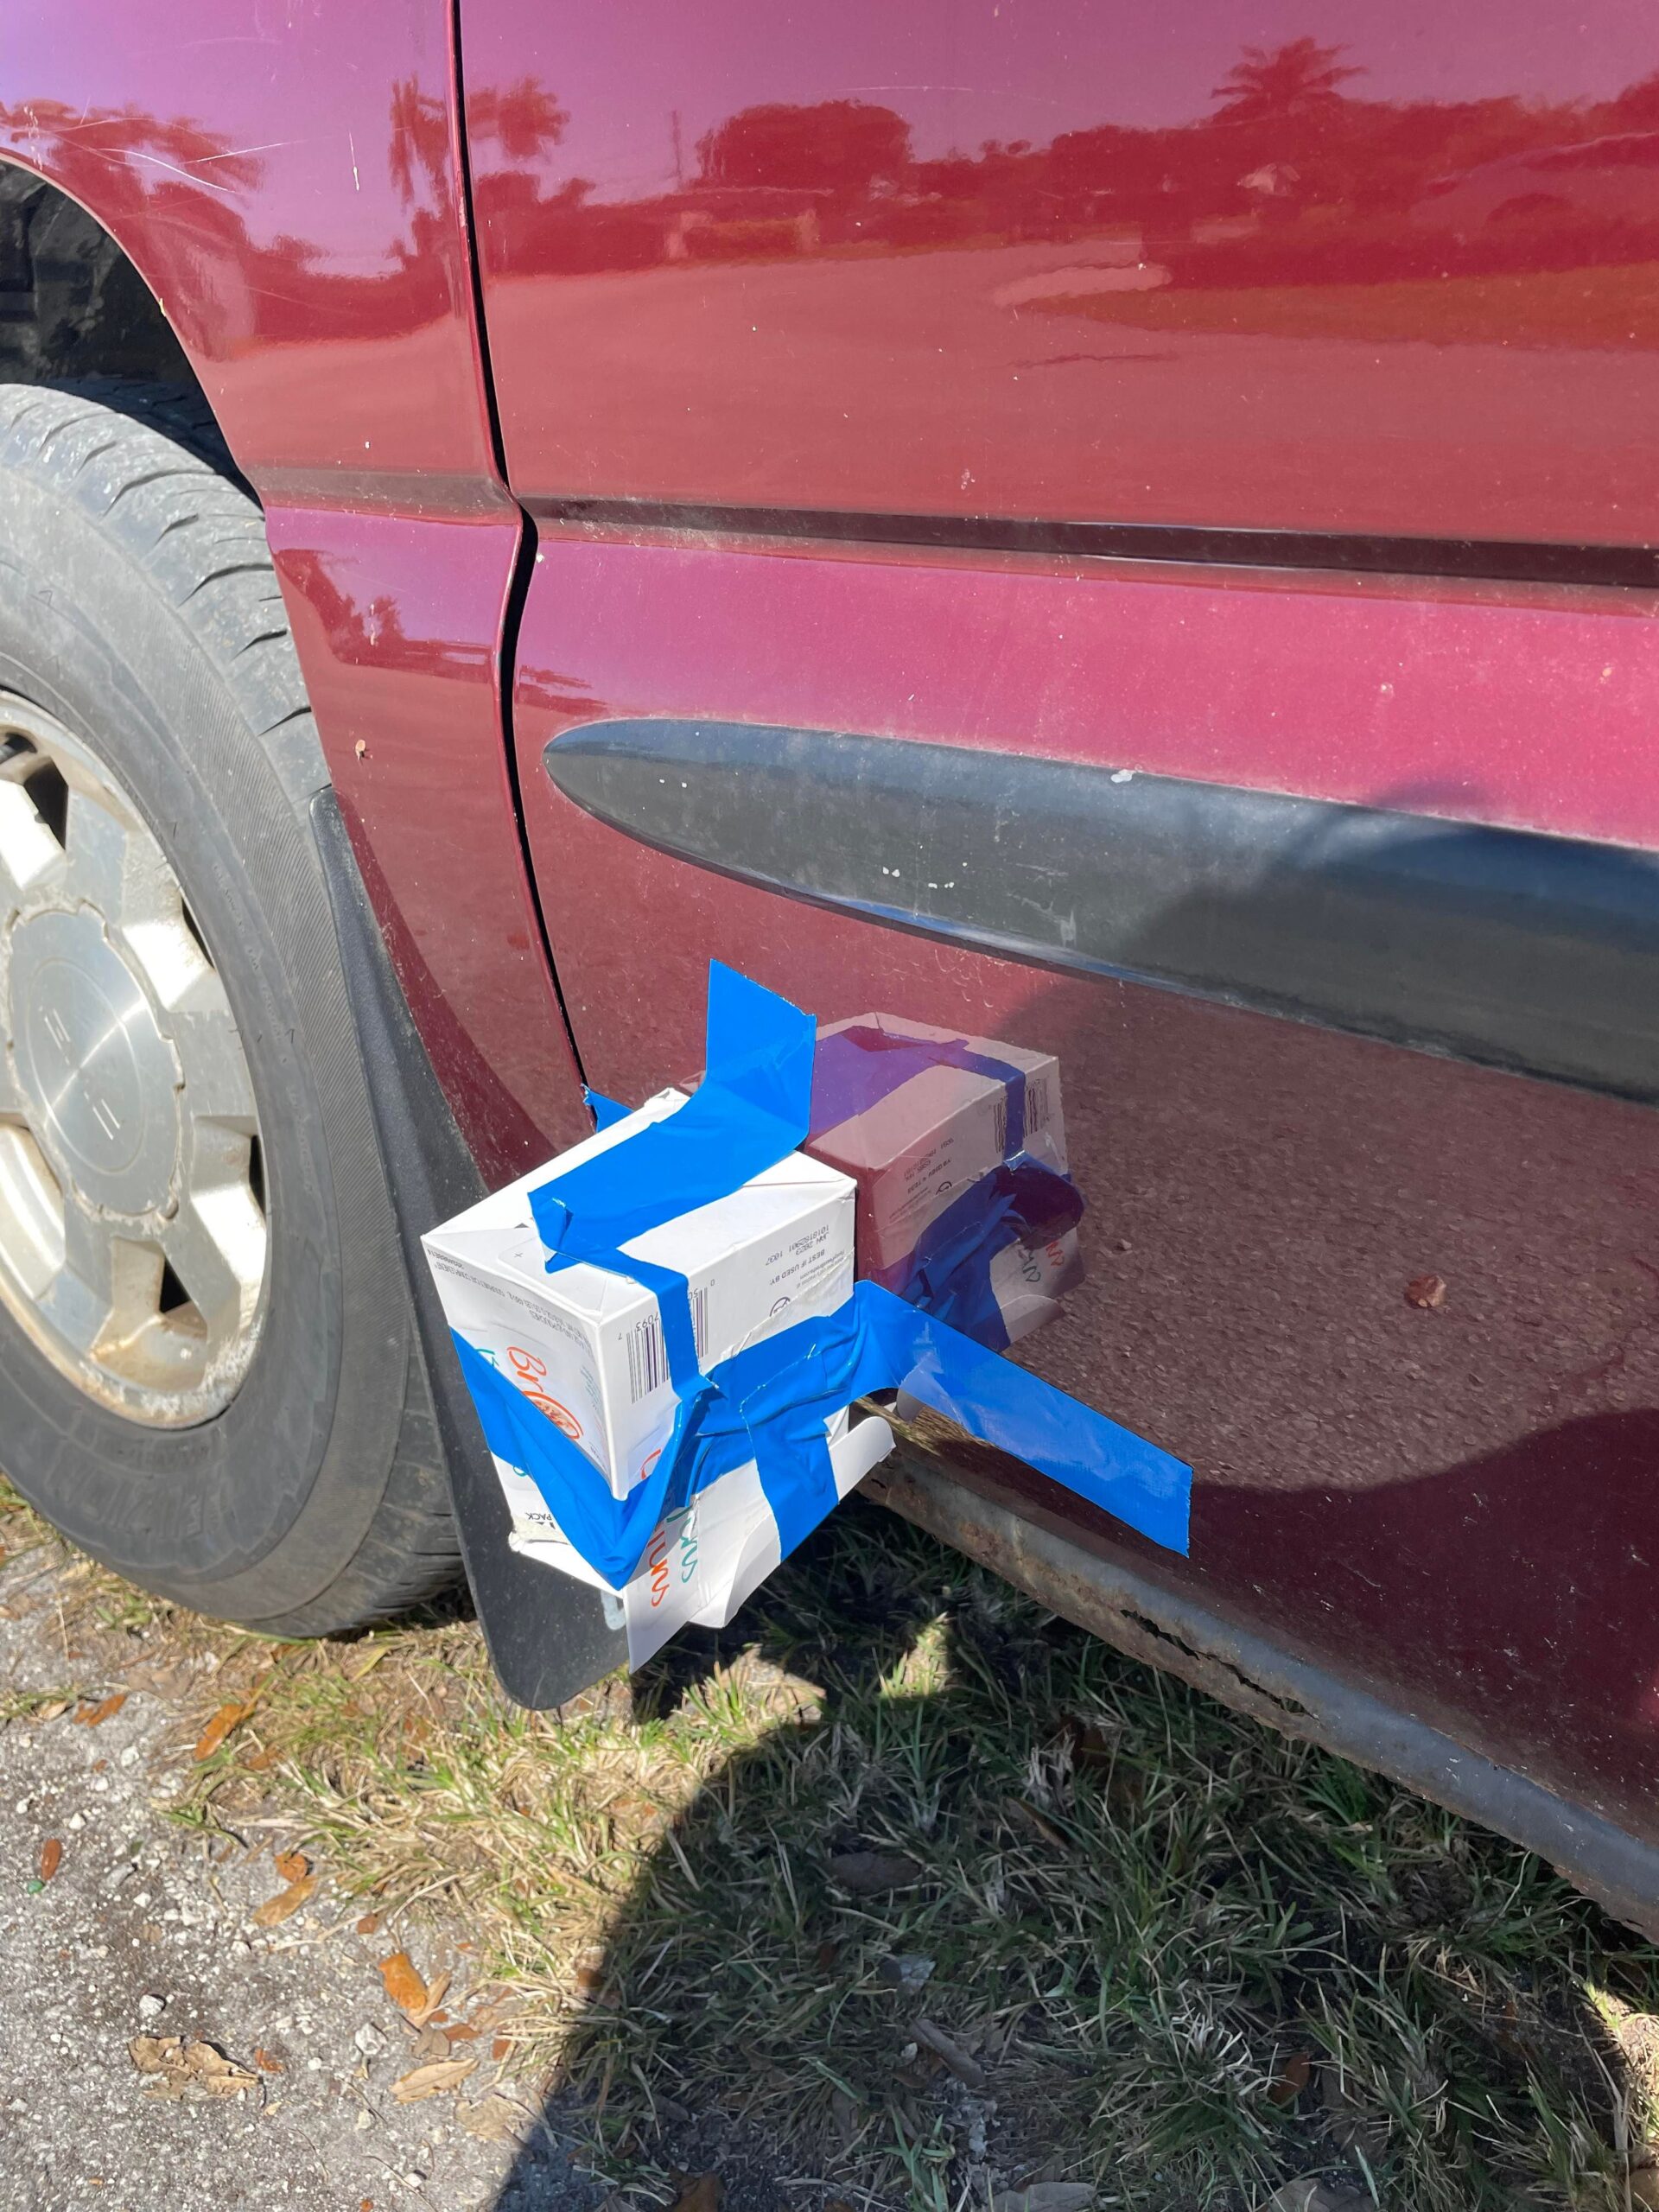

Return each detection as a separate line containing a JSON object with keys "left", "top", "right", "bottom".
{"left": 1211, "top": 38, "right": 1363, "bottom": 125}
{"left": 386, "top": 76, "right": 450, "bottom": 207}
{"left": 391, "top": 71, "right": 570, "bottom": 207}
{"left": 467, "top": 76, "right": 569, "bottom": 164}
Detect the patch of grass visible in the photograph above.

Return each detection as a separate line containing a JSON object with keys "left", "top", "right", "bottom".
{"left": 1028, "top": 261, "right": 1659, "bottom": 350}
{"left": 4, "top": 1475, "right": 1659, "bottom": 2208}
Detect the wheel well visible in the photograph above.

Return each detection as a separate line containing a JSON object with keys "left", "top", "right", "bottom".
{"left": 0, "top": 162, "right": 210, "bottom": 403}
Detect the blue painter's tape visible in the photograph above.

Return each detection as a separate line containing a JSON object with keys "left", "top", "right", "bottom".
{"left": 884, "top": 1154, "right": 1084, "bottom": 1350}
{"left": 448, "top": 963, "right": 1192, "bottom": 1592}
{"left": 531, "top": 962, "right": 813, "bottom": 1256}
{"left": 454, "top": 1276, "right": 1189, "bottom": 1587}
{"left": 585, "top": 1087, "right": 630, "bottom": 1131}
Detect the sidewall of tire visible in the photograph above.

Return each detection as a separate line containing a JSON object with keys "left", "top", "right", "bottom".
{"left": 0, "top": 436, "right": 416, "bottom": 1622}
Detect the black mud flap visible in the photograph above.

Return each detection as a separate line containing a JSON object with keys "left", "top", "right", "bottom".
{"left": 311, "top": 790, "right": 626, "bottom": 1706}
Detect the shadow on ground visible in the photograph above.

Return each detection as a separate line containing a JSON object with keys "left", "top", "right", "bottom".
{"left": 482, "top": 1497, "right": 1659, "bottom": 2212}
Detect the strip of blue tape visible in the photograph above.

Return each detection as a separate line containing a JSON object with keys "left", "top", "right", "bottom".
{"left": 450, "top": 963, "right": 1192, "bottom": 1589}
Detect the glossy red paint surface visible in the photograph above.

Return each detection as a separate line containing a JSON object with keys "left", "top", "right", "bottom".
{"left": 520, "top": 534, "right": 1659, "bottom": 848}
{"left": 463, "top": 0, "right": 1659, "bottom": 543}
{"left": 268, "top": 507, "right": 589, "bottom": 1179}
{"left": 512, "top": 531, "right": 1659, "bottom": 1827}
{"left": 1, "top": 0, "right": 590, "bottom": 1171}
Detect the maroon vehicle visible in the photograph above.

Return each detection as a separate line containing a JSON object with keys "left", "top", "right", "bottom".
{"left": 3, "top": 2, "right": 1659, "bottom": 1929}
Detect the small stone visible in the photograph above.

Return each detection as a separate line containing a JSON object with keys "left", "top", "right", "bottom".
{"left": 353, "top": 2023, "right": 389, "bottom": 2059}
{"left": 354, "top": 2108, "right": 373, "bottom": 2133}
{"left": 137, "top": 1994, "right": 166, "bottom": 2020}
{"left": 877, "top": 1953, "right": 936, "bottom": 1995}
{"left": 118, "top": 1745, "right": 140, "bottom": 1769}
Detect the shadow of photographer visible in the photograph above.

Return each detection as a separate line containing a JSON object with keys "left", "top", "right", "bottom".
{"left": 482, "top": 1488, "right": 1659, "bottom": 2212}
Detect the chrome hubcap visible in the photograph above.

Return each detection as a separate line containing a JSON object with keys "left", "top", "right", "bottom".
{"left": 0, "top": 696, "right": 267, "bottom": 1425}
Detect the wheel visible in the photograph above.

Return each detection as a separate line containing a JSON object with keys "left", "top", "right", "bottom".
{"left": 0, "top": 380, "right": 461, "bottom": 1631}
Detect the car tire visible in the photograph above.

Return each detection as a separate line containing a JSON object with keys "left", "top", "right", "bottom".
{"left": 0, "top": 378, "right": 461, "bottom": 1632}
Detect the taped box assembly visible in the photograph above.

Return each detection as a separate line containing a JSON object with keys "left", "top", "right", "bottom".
{"left": 422, "top": 962, "right": 1191, "bottom": 1675}
{"left": 422, "top": 1084, "right": 893, "bottom": 1666}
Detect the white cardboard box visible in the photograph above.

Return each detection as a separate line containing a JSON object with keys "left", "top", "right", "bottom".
{"left": 423, "top": 1088, "right": 857, "bottom": 1502}
{"left": 508, "top": 1409, "right": 894, "bottom": 1669}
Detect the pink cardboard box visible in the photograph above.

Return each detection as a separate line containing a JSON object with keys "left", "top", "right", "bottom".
{"left": 805, "top": 1012, "right": 1084, "bottom": 1344}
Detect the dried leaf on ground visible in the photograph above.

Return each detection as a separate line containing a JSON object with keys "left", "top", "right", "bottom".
{"left": 827, "top": 1849, "right": 921, "bottom": 1895}
{"left": 347, "top": 1644, "right": 389, "bottom": 1680}
{"left": 251, "top": 2047, "right": 284, "bottom": 2074}
{"left": 1404, "top": 1272, "right": 1448, "bottom": 1310}
{"left": 130, "top": 2035, "right": 260, "bottom": 2101}
{"left": 38, "top": 1837, "right": 62, "bottom": 1883}
{"left": 272, "top": 1848, "right": 309, "bottom": 1884}
{"left": 408, "top": 1968, "right": 451, "bottom": 2026}
{"left": 354, "top": 1912, "right": 382, "bottom": 1936}
{"left": 455, "top": 2093, "right": 531, "bottom": 2143}
{"left": 1268, "top": 2050, "right": 1313, "bottom": 2106}
{"left": 193, "top": 1700, "right": 254, "bottom": 1762}
{"left": 377, "top": 1950, "right": 429, "bottom": 2018}
{"left": 389, "top": 2055, "right": 477, "bottom": 2104}
{"left": 73, "top": 1692, "right": 128, "bottom": 1727}
{"left": 912, "top": 2017, "right": 988, "bottom": 2090}
{"left": 991, "top": 2188, "right": 1095, "bottom": 2212}
{"left": 251, "top": 1871, "right": 319, "bottom": 1927}
{"left": 666, "top": 2176, "right": 722, "bottom": 2212}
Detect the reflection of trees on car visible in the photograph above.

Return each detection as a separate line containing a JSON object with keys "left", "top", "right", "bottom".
{"left": 353, "top": 41, "right": 1659, "bottom": 290}
{"left": 696, "top": 99, "right": 912, "bottom": 196}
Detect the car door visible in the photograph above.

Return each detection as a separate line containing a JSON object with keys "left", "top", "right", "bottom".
{"left": 458, "top": 0, "right": 1659, "bottom": 1843}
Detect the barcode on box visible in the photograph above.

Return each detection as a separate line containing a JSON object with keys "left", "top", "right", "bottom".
{"left": 1026, "top": 1075, "right": 1051, "bottom": 1136}
{"left": 626, "top": 1285, "right": 709, "bottom": 1401}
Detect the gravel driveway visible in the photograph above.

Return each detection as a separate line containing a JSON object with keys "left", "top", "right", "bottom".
{"left": 0, "top": 1540, "right": 590, "bottom": 2212}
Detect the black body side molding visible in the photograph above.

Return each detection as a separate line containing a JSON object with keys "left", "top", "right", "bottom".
{"left": 545, "top": 716, "right": 1659, "bottom": 1106}
{"left": 312, "top": 790, "right": 626, "bottom": 1707}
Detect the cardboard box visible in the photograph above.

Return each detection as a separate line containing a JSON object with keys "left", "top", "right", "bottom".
{"left": 423, "top": 1088, "right": 856, "bottom": 1502}
{"left": 807, "top": 1013, "right": 1069, "bottom": 1276}
{"left": 805, "top": 1013, "right": 1080, "bottom": 1344}
{"left": 986, "top": 1224, "right": 1086, "bottom": 1345}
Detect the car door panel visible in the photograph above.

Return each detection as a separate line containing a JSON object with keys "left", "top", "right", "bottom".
{"left": 461, "top": 0, "right": 1659, "bottom": 545}
{"left": 508, "top": 524, "right": 1659, "bottom": 1836}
